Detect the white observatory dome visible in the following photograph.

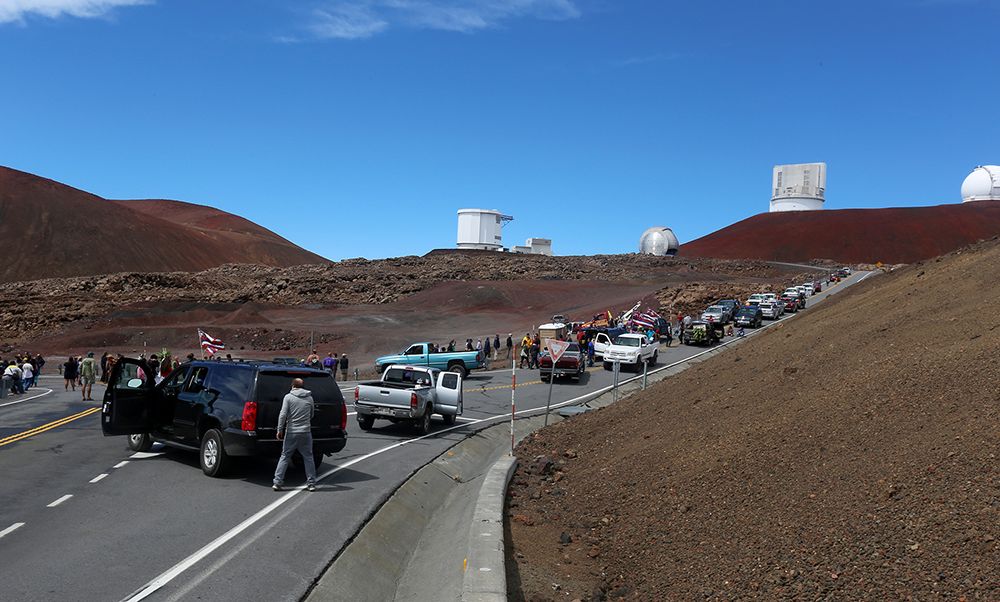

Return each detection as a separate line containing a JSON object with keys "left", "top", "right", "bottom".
{"left": 961, "top": 165, "right": 1000, "bottom": 202}
{"left": 639, "top": 227, "right": 679, "bottom": 256}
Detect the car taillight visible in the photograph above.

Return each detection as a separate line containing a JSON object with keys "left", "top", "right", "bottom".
{"left": 410, "top": 392, "right": 418, "bottom": 409}
{"left": 241, "top": 401, "right": 257, "bottom": 432}
{"left": 354, "top": 386, "right": 359, "bottom": 402}
{"left": 340, "top": 399, "right": 347, "bottom": 431}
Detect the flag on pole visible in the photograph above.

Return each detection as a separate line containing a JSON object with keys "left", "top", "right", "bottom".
{"left": 198, "top": 329, "right": 225, "bottom": 356}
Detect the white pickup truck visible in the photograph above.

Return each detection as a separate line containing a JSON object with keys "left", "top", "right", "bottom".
{"left": 354, "top": 365, "right": 463, "bottom": 435}
{"left": 602, "top": 333, "right": 658, "bottom": 372}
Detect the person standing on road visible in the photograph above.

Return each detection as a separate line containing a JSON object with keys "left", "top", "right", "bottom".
{"left": 21, "top": 359, "right": 34, "bottom": 390}
{"left": 587, "top": 338, "right": 595, "bottom": 366}
{"left": 63, "top": 356, "right": 79, "bottom": 392}
{"left": 493, "top": 334, "right": 500, "bottom": 359}
{"left": 272, "top": 378, "right": 317, "bottom": 492}
{"left": 100, "top": 352, "right": 109, "bottom": 383}
{"left": 339, "top": 354, "right": 349, "bottom": 381}
{"left": 323, "top": 353, "right": 335, "bottom": 378}
{"left": 80, "top": 352, "right": 98, "bottom": 401}
{"left": 505, "top": 334, "right": 513, "bottom": 359}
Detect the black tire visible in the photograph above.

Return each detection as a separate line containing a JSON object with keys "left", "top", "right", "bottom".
{"left": 650, "top": 351, "right": 658, "bottom": 366}
{"left": 357, "top": 415, "right": 375, "bottom": 431}
{"left": 448, "top": 363, "right": 468, "bottom": 378}
{"left": 199, "top": 428, "right": 229, "bottom": 478}
{"left": 127, "top": 433, "right": 153, "bottom": 452}
{"left": 415, "top": 405, "right": 432, "bottom": 435}
{"left": 603, "top": 361, "right": 612, "bottom": 371}
{"left": 540, "top": 374, "right": 550, "bottom": 382}
{"left": 442, "top": 412, "right": 456, "bottom": 426}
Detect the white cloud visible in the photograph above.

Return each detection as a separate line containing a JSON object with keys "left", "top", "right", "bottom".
{"left": 307, "top": 0, "right": 580, "bottom": 39}
{"left": 0, "top": 0, "right": 149, "bottom": 24}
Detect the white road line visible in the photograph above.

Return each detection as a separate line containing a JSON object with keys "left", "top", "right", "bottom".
{"left": 0, "top": 522, "right": 25, "bottom": 538}
{"left": 90, "top": 473, "right": 109, "bottom": 483}
{"left": 122, "top": 274, "right": 871, "bottom": 601}
{"left": 47, "top": 495, "right": 73, "bottom": 508}
{"left": 113, "top": 461, "right": 129, "bottom": 469}
{"left": 0, "top": 388, "right": 54, "bottom": 408}
{"left": 129, "top": 452, "right": 163, "bottom": 459}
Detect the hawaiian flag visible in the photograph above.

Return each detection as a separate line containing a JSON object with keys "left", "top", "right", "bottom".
{"left": 198, "top": 329, "right": 225, "bottom": 356}
{"left": 631, "top": 314, "right": 656, "bottom": 329}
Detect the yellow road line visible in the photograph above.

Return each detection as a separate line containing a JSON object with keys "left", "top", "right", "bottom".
{"left": 0, "top": 406, "right": 101, "bottom": 448}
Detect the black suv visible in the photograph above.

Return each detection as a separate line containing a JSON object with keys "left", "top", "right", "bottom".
{"left": 101, "top": 358, "right": 348, "bottom": 477}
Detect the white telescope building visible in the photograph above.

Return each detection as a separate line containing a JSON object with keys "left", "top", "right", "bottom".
{"left": 770, "top": 163, "right": 827, "bottom": 212}
{"left": 961, "top": 165, "right": 1000, "bottom": 202}
{"left": 456, "top": 209, "right": 513, "bottom": 251}
{"left": 639, "top": 227, "right": 679, "bottom": 256}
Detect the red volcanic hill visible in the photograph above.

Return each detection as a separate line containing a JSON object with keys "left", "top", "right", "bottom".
{"left": 0, "top": 166, "right": 328, "bottom": 283}
{"left": 681, "top": 202, "right": 1000, "bottom": 264}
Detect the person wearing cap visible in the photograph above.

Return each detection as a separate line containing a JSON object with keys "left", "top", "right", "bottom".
{"left": 505, "top": 333, "right": 513, "bottom": 359}
{"left": 80, "top": 352, "right": 98, "bottom": 401}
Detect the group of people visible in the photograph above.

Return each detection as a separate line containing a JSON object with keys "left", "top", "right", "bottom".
{"left": 303, "top": 350, "right": 350, "bottom": 381}
{"left": 2, "top": 354, "right": 45, "bottom": 395}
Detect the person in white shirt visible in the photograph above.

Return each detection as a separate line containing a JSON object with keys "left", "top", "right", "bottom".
{"left": 4, "top": 361, "right": 23, "bottom": 394}
{"left": 21, "top": 361, "right": 34, "bottom": 390}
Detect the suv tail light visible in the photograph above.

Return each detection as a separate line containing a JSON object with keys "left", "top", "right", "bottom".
{"left": 241, "top": 401, "right": 257, "bottom": 432}
{"left": 410, "top": 392, "right": 418, "bottom": 409}
{"left": 340, "top": 399, "right": 348, "bottom": 431}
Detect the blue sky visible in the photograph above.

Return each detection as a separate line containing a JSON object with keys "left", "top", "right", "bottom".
{"left": 2, "top": 0, "right": 999, "bottom": 260}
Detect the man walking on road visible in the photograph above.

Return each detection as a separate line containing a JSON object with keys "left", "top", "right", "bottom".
{"left": 80, "top": 352, "right": 98, "bottom": 401}
{"left": 272, "top": 378, "right": 317, "bottom": 492}
{"left": 21, "top": 359, "right": 34, "bottom": 390}
{"left": 505, "top": 334, "right": 513, "bottom": 359}
{"left": 339, "top": 354, "right": 349, "bottom": 381}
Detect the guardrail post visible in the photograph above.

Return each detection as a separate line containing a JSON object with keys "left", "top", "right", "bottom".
{"left": 642, "top": 358, "right": 648, "bottom": 390}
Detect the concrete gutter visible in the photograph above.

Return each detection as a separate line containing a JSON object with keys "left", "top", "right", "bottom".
{"left": 461, "top": 456, "right": 518, "bottom": 601}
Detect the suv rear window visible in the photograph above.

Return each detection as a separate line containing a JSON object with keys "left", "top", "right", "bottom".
{"left": 256, "top": 372, "right": 343, "bottom": 404}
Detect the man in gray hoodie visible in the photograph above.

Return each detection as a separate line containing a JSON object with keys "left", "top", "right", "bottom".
{"left": 273, "top": 378, "right": 317, "bottom": 491}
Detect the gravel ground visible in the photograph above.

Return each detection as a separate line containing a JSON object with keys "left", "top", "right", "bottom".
{"left": 508, "top": 240, "right": 1000, "bottom": 601}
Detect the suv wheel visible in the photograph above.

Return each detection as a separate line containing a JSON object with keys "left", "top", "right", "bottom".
{"left": 127, "top": 433, "right": 153, "bottom": 452}
{"left": 358, "top": 415, "right": 375, "bottom": 431}
{"left": 415, "top": 406, "right": 432, "bottom": 435}
{"left": 200, "top": 428, "right": 229, "bottom": 478}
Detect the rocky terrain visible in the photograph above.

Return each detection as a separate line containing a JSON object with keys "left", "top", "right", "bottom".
{"left": 508, "top": 238, "right": 1000, "bottom": 600}
{"left": 1, "top": 253, "right": 811, "bottom": 362}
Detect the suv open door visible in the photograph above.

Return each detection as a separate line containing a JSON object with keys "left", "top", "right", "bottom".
{"left": 101, "top": 358, "right": 157, "bottom": 436}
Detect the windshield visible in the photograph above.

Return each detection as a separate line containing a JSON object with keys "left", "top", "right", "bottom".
{"left": 705, "top": 306, "right": 722, "bottom": 313}
{"left": 382, "top": 367, "right": 435, "bottom": 386}
{"left": 613, "top": 336, "right": 640, "bottom": 347}
{"left": 256, "top": 371, "right": 343, "bottom": 404}
{"left": 738, "top": 308, "right": 756, "bottom": 316}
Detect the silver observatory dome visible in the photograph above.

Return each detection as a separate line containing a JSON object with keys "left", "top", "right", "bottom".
{"left": 639, "top": 227, "right": 679, "bottom": 256}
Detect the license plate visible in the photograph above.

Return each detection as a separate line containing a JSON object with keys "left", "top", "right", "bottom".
{"left": 372, "top": 407, "right": 392, "bottom": 416}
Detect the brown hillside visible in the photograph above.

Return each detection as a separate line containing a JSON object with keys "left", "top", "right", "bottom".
{"left": 682, "top": 202, "right": 1000, "bottom": 264}
{"left": 0, "top": 166, "right": 327, "bottom": 283}
{"left": 509, "top": 240, "right": 1000, "bottom": 600}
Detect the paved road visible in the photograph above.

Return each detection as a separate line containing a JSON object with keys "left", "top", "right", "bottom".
{"left": 0, "top": 272, "right": 870, "bottom": 601}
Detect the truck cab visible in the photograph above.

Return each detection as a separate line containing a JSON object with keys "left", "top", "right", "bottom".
{"left": 602, "top": 333, "right": 658, "bottom": 372}
{"left": 374, "top": 343, "right": 481, "bottom": 377}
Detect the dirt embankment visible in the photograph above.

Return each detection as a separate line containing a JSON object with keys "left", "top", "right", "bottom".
{"left": 508, "top": 239, "right": 1000, "bottom": 600}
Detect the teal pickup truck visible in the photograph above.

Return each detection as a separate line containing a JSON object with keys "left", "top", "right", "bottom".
{"left": 374, "top": 343, "right": 484, "bottom": 377}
